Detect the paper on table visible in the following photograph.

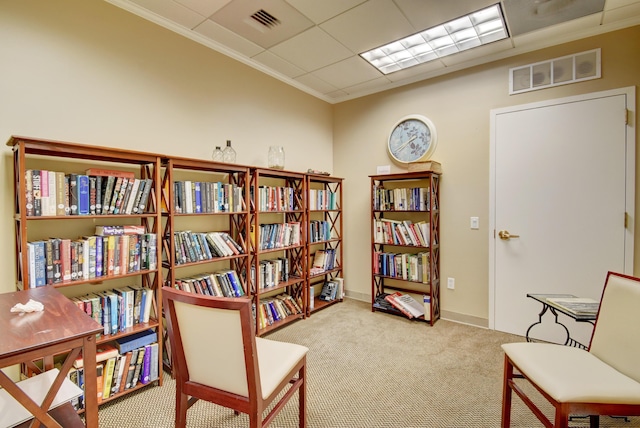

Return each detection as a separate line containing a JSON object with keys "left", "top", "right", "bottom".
{"left": 10, "top": 299, "right": 44, "bottom": 313}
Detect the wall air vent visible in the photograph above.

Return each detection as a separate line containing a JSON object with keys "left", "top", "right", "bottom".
{"left": 251, "top": 9, "right": 281, "bottom": 29}
{"left": 509, "top": 49, "right": 601, "bottom": 95}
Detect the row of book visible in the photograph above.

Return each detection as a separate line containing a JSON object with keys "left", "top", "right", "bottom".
{"left": 26, "top": 233, "right": 157, "bottom": 288}
{"left": 173, "top": 231, "right": 244, "bottom": 265}
{"left": 255, "top": 222, "right": 301, "bottom": 250}
{"left": 24, "top": 168, "right": 153, "bottom": 217}
{"left": 373, "top": 219, "right": 430, "bottom": 247}
{"left": 255, "top": 294, "right": 304, "bottom": 330}
{"left": 71, "top": 286, "right": 155, "bottom": 337}
{"left": 309, "top": 220, "right": 332, "bottom": 243}
{"left": 250, "top": 257, "right": 291, "bottom": 290}
{"left": 383, "top": 292, "right": 427, "bottom": 319}
{"left": 70, "top": 334, "right": 159, "bottom": 408}
{"left": 170, "top": 269, "right": 245, "bottom": 297}
{"left": 173, "top": 180, "right": 244, "bottom": 214}
{"left": 373, "top": 251, "right": 430, "bottom": 283}
{"left": 372, "top": 185, "right": 431, "bottom": 211}
{"left": 253, "top": 185, "right": 297, "bottom": 212}
{"left": 308, "top": 188, "right": 338, "bottom": 211}
{"left": 310, "top": 248, "right": 337, "bottom": 275}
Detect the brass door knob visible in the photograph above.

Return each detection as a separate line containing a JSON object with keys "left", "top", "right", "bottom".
{"left": 498, "top": 230, "right": 520, "bottom": 240}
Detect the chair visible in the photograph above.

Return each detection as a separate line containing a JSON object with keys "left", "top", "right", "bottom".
{"left": 501, "top": 271, "right": 640, "bottom": 427}
{"left": 162, "top": 287, "right": 308, "bottom": 428}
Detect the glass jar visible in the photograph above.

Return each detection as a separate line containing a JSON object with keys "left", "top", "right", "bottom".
{"left": 211, "top": 146, "right": 224, "bottom": 162}
{"left": 222, "top": 140, "right": 236, "bottom": 163}
{"left": 268, "top": 146, "right": 285, "bottom": 170}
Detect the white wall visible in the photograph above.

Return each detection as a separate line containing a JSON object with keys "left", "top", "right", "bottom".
{"left": 0, "top": 0, "right": 333, "bottom": 295}
{"left": 334, "top": 26, "right": 640, "bottom": 325}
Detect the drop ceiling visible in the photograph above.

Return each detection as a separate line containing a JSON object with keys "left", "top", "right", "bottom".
{"left": 106, "top": 0, "right": 640, "bottom": 104}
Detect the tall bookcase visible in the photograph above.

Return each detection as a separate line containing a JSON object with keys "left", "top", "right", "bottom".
{"left": 160, "top": 157, "right": 250, "bottom": 368}
{"left": 306, "top": 174, "right": 344, "bottom": 314}
{"left": 370, "top": 171, "right": 440, "bottom": 325}
{"left": 8, "top": 135, "right": 164, "bottom": 408}
{"left": 249, "top": 168, "right": 307, "bottom": 336}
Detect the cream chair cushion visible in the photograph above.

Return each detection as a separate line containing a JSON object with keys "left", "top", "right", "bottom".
{"left": 502, "top": 342, "right": 640, "bottom": 404}
{"left": 256, "top": 337, "right": 308, "bottom": 400}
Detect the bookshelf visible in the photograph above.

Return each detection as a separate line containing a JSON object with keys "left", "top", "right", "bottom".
{"left": 370, "top": 171, "right": 440, "bottom": 325}
{"left": 249, "top": 168, "right": 307, "bottom": 336}
{"left": 159, "top": 156, "right": 250, "bottom": 367}
{"left": 7, "top": 135, "right": 164, "bottom": 410}
{"left": 306, "top": 174, "right": 344, "bottom": 314}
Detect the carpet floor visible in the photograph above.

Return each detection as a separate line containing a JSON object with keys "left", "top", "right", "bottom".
{"left": 96, "top": 298, "right": 640, "bottom": 427}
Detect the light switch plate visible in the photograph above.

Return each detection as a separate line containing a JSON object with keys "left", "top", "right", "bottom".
{"left": 470, "top": 217, "right": 479, "bottom": 229}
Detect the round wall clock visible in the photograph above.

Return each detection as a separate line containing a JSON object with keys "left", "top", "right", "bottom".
{"left": 387, "top": 115, "right": 437, "bottom": 164}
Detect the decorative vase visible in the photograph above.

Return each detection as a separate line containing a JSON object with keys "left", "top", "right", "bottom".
{"left": 268, "top": 146, "right": 285, "bottom": 170}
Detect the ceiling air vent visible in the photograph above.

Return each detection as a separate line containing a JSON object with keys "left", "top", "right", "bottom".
{"left": 251, "top": 9, "right": 281, "bottom": 29}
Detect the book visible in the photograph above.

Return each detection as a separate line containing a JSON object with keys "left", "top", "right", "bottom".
{"left": 74, "top": 343, "right": 119, "bottom": 368}
{"left": 102, "top": 356, "right": 117, "bottom": 400}
{"left": 86, "top": 168, "right": 135, "bottom": 179}
{"left": 393, "top": 292, "right": 426, "bottom": 318}
{"left": 114, "top": 329, "right": 157, "bottom": 354}
{"left": 118, "top": 351, "right": 133, "bottom": 393}
{"left": 547, "top": 297, "right": 599, "bottom": 315}
{"left": 131, "top": 346, "right": 146, "bottom": 388}
{"left": 384, "top": 292, "right": 414, "bottom": 318}
{"left": 77, "top": 174, "right": 90, "bottom": 215}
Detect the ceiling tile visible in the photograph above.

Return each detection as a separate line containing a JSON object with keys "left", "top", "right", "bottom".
{"left": 294, "top": 73, "right": 338, "bottom": 94}
{"left": 209, "top": 0, "right": 314, "bottom": 49}
{"left": 511, "top": 14, "right": 603, "bottom": 48}
{"left": 128, "top": 0, "right": 206, "bottom": 28}
{"left": 252, "top": 50, "right": 306, "bottom": 78}
{"left": 269, "top": 27, "right": 353, "bottom": 72}
{"left": 603, "top": 0, "right": 640, "bottom": 23}
{"left": 311, "top": 56, "right": 382, "bottom": 89}
{"left": 174, "top": 0, "right": 232, "bottom": 17}
{"left": 342, "top": 76, "right": 392, "bottom": 95}
{"left": 194, "top": 19, "right": 264, "bottom": 57}
{"left": 503, "top": 0, "right": 606, "bottom": 36}
{"left": 285, "top": 0, "right": 366, "bottom": 24}
{"left": 319, "top": 0, "right": 415, "bottom": 53}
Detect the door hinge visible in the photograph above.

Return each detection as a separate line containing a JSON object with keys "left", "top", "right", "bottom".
{"left": 625, "top": 108, "right": 630, "bottom": 126}
{"left": 625, "top": 212, "right": 629, "bottom": 229}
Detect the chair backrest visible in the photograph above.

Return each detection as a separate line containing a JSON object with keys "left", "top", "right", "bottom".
{"left": 163, "top": 287, "right": 260, "bottom": 399}
{"left": 589, "top": 271, "right": 640, "bottom": 383}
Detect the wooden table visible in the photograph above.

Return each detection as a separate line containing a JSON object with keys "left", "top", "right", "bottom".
{"left": 0, "top": 287, "right": 102, "bottom": 428}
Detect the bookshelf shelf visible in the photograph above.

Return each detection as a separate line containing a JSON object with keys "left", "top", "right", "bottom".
{"left": 250, "top": 168, "right": 307, "bottom": 335}
{"left": 306, "top": 174, "right": 344, "bottom": 316}
{"left": 370, "top": 171, "right": 440, "bottom": 325}
{"left": 7, "top": 135, "right": 164, "bottom": 413}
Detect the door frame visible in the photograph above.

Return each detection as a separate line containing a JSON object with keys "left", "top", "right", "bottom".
{"left": 488, "top": 86, "right": 636, "bottom": 330}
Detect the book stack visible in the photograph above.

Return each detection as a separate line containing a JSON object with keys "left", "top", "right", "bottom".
{"left": 373, "top": 219, "right": 430, "bottom": 247}
{"left": 24, "top": 168, "right": 153, "bottom": 217}
{"left": 26, "top": 232, "right": 157, "bottom": 288}
{"left": 256, "top": 222, "right": 301, "bottom": 250}
{"left": 255, "top": 294, "right": 304, "bottom": 329}
{"left": 383, "top": 292, "right": 425, "bottom": 319}
{"left": 309, "top": 220, "right": 331, "bottom": 243}
{"left": 373, "top": 251, "right": 429, "bottom": 283}
{"left": 310, "top": 249, "right": 337, "bottom": 275}
{"left": 254, "top": 185, "right": 296, "bottom": 211}
{"left": 372, "top": 184, "right": 430, "bottom": 211}
{"left": 308, "top": 188, "right": 338, "bottom": 210}
{"left": 71, "top": 286, "right": 155, "bottom": 336}
{"left": 173, "top": 231, "right": 243, "bottom": 265}
{"left": 173, "top": 180, "right": 244, "bottom": 214}
{"left": 171, "top": 269, "right": 245, "bottom": 297}
{"left": 251, "top": 257, "right": 290, "bottom": 289}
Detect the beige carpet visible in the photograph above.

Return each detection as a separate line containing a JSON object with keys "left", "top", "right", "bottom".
{"left": 97, "top": 298, "right": 640, "bottom": 427}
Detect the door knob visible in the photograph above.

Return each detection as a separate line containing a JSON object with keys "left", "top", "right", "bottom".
{"left": 498, "top": 230, "right": 520, "bottom": 240}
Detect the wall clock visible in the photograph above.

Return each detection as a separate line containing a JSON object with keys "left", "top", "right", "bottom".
{"left": 387, "top": 115, "right": 437, "bottom": 164}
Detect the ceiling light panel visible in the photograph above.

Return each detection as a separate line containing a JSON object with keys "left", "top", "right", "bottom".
{"left": 360, "top": 3, "right": 508, "bottom": 74}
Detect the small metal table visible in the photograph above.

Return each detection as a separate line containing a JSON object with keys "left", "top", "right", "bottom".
{"left": 526, "top": 293, "right": 598, "bottom": 350}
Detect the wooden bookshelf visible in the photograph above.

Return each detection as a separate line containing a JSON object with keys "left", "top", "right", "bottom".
{"left": 306, "top": 174, "right": 344, "bottom": 314}
{"left": 370, "top": 171, "right": 440, "bottom": 325}
{"left": 7, "top": 135, "right": 164, "bottom": 411}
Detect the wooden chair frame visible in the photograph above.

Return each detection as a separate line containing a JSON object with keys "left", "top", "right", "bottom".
{"left": 501, "top": 272, "right": 640, "bottom": 427}
{"left": 163, "top": 287, "right": 307, "bottom": 428}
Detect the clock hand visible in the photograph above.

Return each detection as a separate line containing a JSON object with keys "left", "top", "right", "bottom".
{"left": 396, "top": 135, "right": 417, "bottom": 152}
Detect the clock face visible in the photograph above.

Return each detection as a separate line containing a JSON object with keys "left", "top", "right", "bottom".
{"left": 388, "top": 115, "right": 437, "bottom": 164}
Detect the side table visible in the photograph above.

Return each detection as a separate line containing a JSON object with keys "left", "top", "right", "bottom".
{"left": 0, "top": 287, "right": 102, "bottom": 428}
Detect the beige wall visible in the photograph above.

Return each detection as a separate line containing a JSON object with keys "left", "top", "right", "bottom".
{"left": 334, "top": 26, "right": 640, "bottom": 326}
{"left": 0, "top": 0, "right": 332, "bottom": 295}
{"left": 1, "top": 0, "right": 638, "bottom": 328}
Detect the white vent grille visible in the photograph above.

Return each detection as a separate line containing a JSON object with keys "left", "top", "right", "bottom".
{"left": 509, "top": 49, "right": 601, "bottom": 95}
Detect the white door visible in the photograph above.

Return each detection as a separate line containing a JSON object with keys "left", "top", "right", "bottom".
{"left": 489, "top": 88, "right": 635, "bottom": 344}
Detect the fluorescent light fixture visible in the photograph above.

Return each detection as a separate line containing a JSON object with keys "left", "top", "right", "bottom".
{"left": 360, "top": 4, "right": 508, "bottom": 74}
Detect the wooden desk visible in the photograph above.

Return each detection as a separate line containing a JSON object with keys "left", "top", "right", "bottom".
{"left": 0, "top": 287, "right": 103, "bottom": 428}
